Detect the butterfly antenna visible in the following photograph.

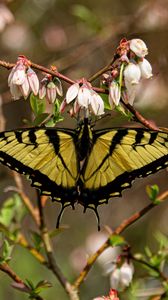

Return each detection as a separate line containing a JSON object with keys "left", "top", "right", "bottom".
{"left": 56, "top": 205, "right": 66, "bottom": 228}
{"left": 94, "top": 207, "right": 101, "bottom": 231}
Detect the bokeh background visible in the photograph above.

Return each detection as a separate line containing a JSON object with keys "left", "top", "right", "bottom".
{"left": 0, "top": 0, "right": 168, "bottom": 299}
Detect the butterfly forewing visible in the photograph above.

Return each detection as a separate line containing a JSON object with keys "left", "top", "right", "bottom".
{"left": 0, "top": 128, "right": 79, "bottom": 203}
{"left": 80, "top": 129, "right": 168, "bottom": 207}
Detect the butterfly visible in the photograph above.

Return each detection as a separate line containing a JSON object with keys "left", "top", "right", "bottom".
{"left": 0, "top": 118, "right": 168, "bottom": 228}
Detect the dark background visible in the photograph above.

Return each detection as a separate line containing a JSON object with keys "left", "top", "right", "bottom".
{"left": 0, "top": 0, "right": 168, "bottom": 299}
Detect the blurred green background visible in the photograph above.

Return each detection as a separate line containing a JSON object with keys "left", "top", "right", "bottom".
{"left": 0, "top": 0, "right": 168, "bottom": 299}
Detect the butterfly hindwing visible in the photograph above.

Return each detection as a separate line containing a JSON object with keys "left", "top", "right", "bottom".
{"left": 0, "top": 128, "right": 79, "bottom": 204}
{"left": 80, "top": 128, "right": 168, "bottom": 207}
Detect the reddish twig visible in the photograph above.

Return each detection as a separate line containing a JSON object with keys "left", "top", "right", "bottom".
{"left": 0, "top": 262, "right": 44, "bottom": 300}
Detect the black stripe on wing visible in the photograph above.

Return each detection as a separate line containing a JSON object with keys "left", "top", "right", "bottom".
{"left": 79, "top": 154, "right": 168, "bottom": 208}
{"left": 0, "top": 151, "right": 78, "bottom": 205}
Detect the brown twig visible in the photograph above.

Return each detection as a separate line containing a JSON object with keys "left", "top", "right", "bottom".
{"left": 37, "top": 194, "right": 79, "bottom": 300}
{"left": 13, "top": 172, "right": 40, "bottom": 226}
{"left": 0, "top": 262, "right": 25, "bottom": 284}
{"left": 73, "top": 190, "right": 168, "bottom": 289}
{"left": 0, "top": 262, "right": 44, "bottom": 300}
{"left": 17, "top": 233, "right": 47, "bottom": 265}
{"left": 88, "top": 54, "right": 118, "bottom": 83}
{"left": 121, "top": 99, "right": 159, "bottom": 130}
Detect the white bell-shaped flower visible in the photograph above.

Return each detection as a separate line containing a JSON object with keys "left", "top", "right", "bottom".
{"left": 130, "top": 39, "right": 148, "bottom": 57}
{"left": 124, "top": 63, "right": 141, "bottom": 85}
{"left": 124, "top": 79, "right": 138, "bottom": 106}
{"left": 77, "top": 85, "right": 92, "bottom": 108}
{"left": 110, "top": 262, "right": 134, "bottom": 291}
{"left": 109, "top": 81, "right": 121, "bottom": 108}
{"left": 90, "top": 91, "right": 104, "bottom": 115}
{"left": 66, "top": 82, "right": 80, "bottom": 104}
{"left": 138, "top": 58, "right": 153, "bottom": 79}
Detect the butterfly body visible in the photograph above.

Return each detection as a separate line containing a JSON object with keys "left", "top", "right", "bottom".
{"left": 0, "top": 119, "right": 168, "bottom": 220}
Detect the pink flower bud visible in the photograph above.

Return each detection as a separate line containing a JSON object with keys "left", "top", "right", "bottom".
{"left": 46, "top": 81, "right": 57, "bottom": 103}
{"left": 60, "top": 98, "right": 67, "bottom": 113}
{"left": 66, "top": 83, "right": 79, "bottom": 104}
{"left": 130, "top": 39, "right": 148, "bottom": 57}
{"left": 124, "top": 63, "right": 141, "bottom": 85}
{"left": 39, "top": 84, "right": 46, "bottom": 99}
{"left": 12, "top": 64, "right": 26, "bottom": 85}
{"left": 109, "top": 81, "right": 121, "bottom": 108}
{"left": 27, "top": 68, "right": 39, "bottom": 95}
{"left": 93, "top": 289, "right": 120, "bottom": 300}
{"left": 73, "top": 100, "right": 80, "bottom": 114}
{"left": 138, "top": 58, "right": 153, "bottom": 79}
{"left": 109, "top": 289, "right": 119, "bottom": 300}
{"left": 69, "top": 107, "right": 75, "bottom": 117}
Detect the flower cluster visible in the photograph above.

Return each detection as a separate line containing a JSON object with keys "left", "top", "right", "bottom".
{"left": 93, "top": 289, "right": 120, "bottom": 300}
{"left": 7, "top": 38, "right": 152, "bottom": 119}
{"left": 8, "top": 56, "right": 39, "bottom": 100}
{"left": 110, "top": 261, "right": 134, "bottom": 291}
{"left": 39, "top": 72, "right": 63, "bottom": 104}
{"left": 60, "top": 79, "right": 104, "bottom": 116}
{"left": 107, "top": 38, "right": 153, "bottom": 107}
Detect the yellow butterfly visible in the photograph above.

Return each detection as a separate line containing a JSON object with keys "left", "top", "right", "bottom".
{"left": 0, "top": 119, "right": 168, "bottom": 227}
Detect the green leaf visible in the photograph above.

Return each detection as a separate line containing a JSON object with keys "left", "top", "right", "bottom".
{"left": 2, "top": 240, "right": 14, "bottom": 262}
{"left": 119, "top": 63, "right": 125, "bottom": 87}
{"left": 45, "top": 118, "right": 56, "bottom": 127}
{"left": 155, "top": 231, "right": 168, "bottom": 250}
{"left": 109, "top": 234, "right": 125, "bottom": 247}
{"left": 32, "top": 113, "right": 50, "bottom": 126}
{"left": 0, "top": 193, "right": 26, "bottom": 227}
{"left": 150, "top": 254, "right": 162, "bottom": 268}
{"left": 144, "top": 267, "right": 159, "bottom": 278}
{"left": 26, "top": 279, "right": 35, "bottom": 290}
{"left": 30, "top": 231, "right": 42, "bottom": 252}
{"left": 30, "top": 93, "right": 46, "bottom": 116}
{"left": 35, "top": 280, "right": 52, "bottom": 294}
{"left": 45, "top": 100, "right": 63, "bottom": 127}
{"left": 115, "top": 104, "right": 133, "bottom": 120}
{"left": 100, "top": 93, "right": 111, "bottom": 110}
{"left": 146, "top": 185, "right": 160, "bottom": 204}
{"left": 25, "top": 279, "right": 52, "bottom": 298}
{"left": 144, "top": 246, "right": 152, "bottom": 258}
{"left": 71, "top": 4, "right": 102, "bottom": 32}
{"left": 163, "top": 281, "right": 168, "bottom": 293}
